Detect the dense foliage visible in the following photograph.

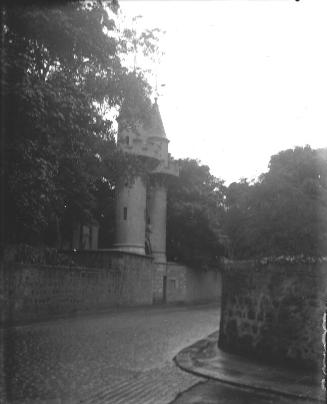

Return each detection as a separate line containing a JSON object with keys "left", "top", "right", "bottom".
{"left": 2, "top": 1, "right": 152, "bottom": 247}
{"left": 166, "top": 159, "right": 226, "bottom": 268}
{"left": 223, "top": 146, "right": 327, "bottom": 258}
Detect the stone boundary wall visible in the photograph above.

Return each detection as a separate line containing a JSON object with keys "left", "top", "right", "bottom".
{"left": 152, "top": 262, "right": 167, "bottom": 304}
{"left": 218, "top": 260, "right": 327, "bottom": 369}
{"left": 1, "top": 249, "right": 222, "bottom": 325}
{"left": 58, "top": 249, "right": 153, "bottom": 269}
{"left": 160, "top": 263, "right": 221, "bottom": 304}
{"left": 183, "top": 265, "right": 221, "bottom": 303}
{"left": 1, "top": 252, "right": 153, "bottom": 325}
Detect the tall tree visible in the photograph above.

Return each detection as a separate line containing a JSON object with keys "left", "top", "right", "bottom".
{"left": 1, "top": 1, "right": 155, "bottom": 247}
{"left": 223, "top": 146, "right": 327, "bottom": 258}
{"left": 166, "top": 159, "right": 226, "bottom": 269}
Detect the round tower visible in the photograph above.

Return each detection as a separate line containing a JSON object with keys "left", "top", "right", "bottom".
{"left": 113, "top": 97, "right": 179, "bottom": 258}
{"left": 146, "top": 99, "right": 179, "bottom": 262}
{"left": 114, "top": 176, "right": 146, "bottom": 255}
{"left": 113, "top": 99, "right": 153, "bottom": 255}
{"left": 148, "top": 180, "right": 167, "bottom": 262}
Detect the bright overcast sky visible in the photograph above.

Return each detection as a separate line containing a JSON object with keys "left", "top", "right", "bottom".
{"left": 120, "top": 0, "right": 327, "bottom": 184}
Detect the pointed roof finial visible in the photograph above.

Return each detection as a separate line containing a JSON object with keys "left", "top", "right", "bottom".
{"left": 155, "top": 71, "right": 160, "bottom": 101}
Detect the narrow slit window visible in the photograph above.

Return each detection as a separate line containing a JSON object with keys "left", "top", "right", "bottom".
{"left": 123, "top": 207, "right": 127, "bottom": 220}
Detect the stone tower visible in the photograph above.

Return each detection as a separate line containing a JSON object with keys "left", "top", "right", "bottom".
{"left": 114, "top": 98, "right": 179, "bottom": 262}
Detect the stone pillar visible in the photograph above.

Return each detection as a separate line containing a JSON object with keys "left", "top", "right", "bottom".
{"left": 148, "top": 183, "right": 167, "bottom": 262}
{"left": 114, "top": 176, "right": 146, "bottom": 255}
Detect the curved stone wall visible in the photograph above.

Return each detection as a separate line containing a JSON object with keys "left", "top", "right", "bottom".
{"left": 114, "top": 177, "right": 147, "bottom": 254}
{"left": 218, "top": 259, "right": 327, "bottom": 370}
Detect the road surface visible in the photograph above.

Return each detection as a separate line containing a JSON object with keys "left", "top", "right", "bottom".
{"left": 0, "top": 304, "right": 220, "bottom": 403}
{"left": 172, "top": 380, "right": 316, "bottom": 404}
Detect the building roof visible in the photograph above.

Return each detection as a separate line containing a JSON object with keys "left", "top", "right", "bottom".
{"left": 118, "top": 98, "right": 166, "bottom": 139}
{"left": 148, "top": 98, "right": 166, "bottom": 138}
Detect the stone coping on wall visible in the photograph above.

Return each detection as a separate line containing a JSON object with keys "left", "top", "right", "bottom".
{"left": 166, "top": 261, "right": 223, "bottom": 271}
{"left": 60, "top": 249, "right": 154, "bottom": 259}
{"left": 2, "top": 262, "right": 109, "bottom": 272}
{"left": 222, "top": 256, "right": 327, "bottom": 267}
{"left": 221, "top": 258, "right": 327, "bottom": 277}
{"left": 2, "top": 244, "right": 155, "bottom": 266}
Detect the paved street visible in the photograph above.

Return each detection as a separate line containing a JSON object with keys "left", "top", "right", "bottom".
{"left": 0, "top": 304, "right": 220, "bottom": 403}
{"left": 172, "top": 380, "right": 315, "bottom": 404}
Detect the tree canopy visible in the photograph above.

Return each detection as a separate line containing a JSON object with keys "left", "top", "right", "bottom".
{"left": 166, "top": 159, "right": 226, "bottom": 268}
{"left": 2, "top": 1, "right": 154, "bottom": 247}
{"left": 223, "top": 146, "right": 327, "bottom": 258}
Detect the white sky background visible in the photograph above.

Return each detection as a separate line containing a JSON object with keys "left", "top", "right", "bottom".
{"left": 120, "top": 0, "right": 327, "bottom": 185}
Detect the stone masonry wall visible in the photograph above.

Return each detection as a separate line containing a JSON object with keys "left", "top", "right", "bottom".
{"left": 165, "top": 263, "right": 221, "bottom": 304}
{"left": 218, "top": 260, "right": 327, "bottom": 369}
{"left": 165, "top": 263, "right": 187, "bottom": 303}
{"left": 152, "top": 262, "right": 167, "bottom": 304}
{"left": 1, "top": 251, "right": 153, "bottom": 325}
{"left": 62, "top": 252, "right": 222, "bottom": 305}
{"left": 1, "top": 248, "right": 221, "bottom": 325}
{"left": 184, "top": 266, "right": 222, "bottom": 303}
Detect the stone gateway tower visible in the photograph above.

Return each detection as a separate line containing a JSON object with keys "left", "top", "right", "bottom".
{"left": 114, "top": 98, "right": 179, "bottom": 263}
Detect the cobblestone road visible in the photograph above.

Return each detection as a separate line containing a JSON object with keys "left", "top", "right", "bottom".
{"left": 0, "top": 304, "right": 220, "bottom": 403}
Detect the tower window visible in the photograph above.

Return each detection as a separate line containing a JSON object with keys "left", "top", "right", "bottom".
{"left": 125, "top": 136, "right": 130, "bottom": 145}
{"left": 123, "top": 207, "right": 127, "bottom": 220}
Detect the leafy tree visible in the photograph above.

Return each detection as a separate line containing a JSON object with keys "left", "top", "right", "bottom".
{"left": 223, "top": 146, "right": 327, "bottom": 258}
{"left": 1, "top": 1, "right": 156, "bottom": 247}
{"left": 222, "top": 179, "right": 254, "bottom": 258}
{"left": 166, "top": 159, "right": 226, "bottom": 269}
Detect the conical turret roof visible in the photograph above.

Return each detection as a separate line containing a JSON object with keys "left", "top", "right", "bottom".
{"left": 148, "top": 98, "right": 166, "bottom": 138}
{"left": 118, "top": 97, "right": 166, "bottom": 140}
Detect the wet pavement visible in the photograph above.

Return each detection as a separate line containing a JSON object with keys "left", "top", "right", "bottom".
{"left": 174, "top": 332, "right": 325, "bottom": 404}
{"left": 172, "top": 380, "right": 316, "bottom": 404}
{"left": 0, "top": 304, "right": 220, "bottom": 403}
